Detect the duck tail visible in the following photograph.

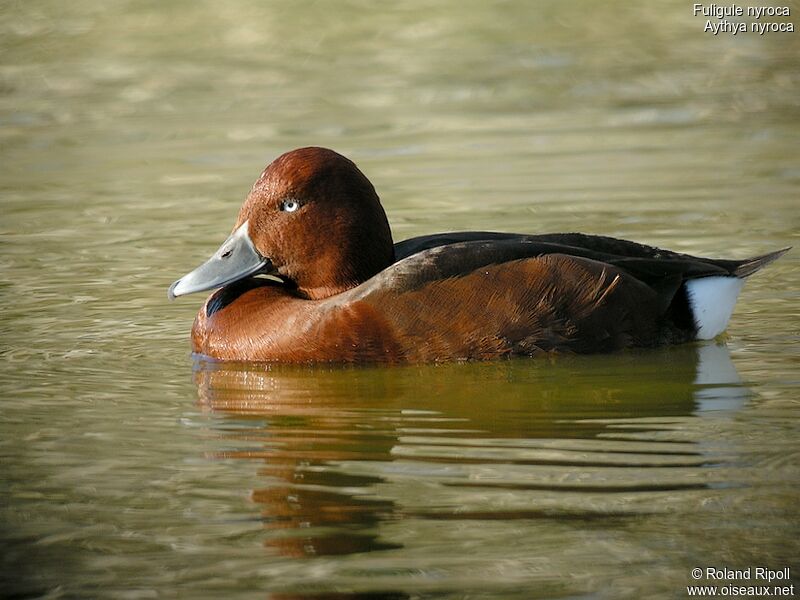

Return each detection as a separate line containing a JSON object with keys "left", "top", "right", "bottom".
{"left": 732, "top": 246, "right": 791, "bottom": 278}
{"left": 686, "top": 247, "right": 790, "bottom": 340}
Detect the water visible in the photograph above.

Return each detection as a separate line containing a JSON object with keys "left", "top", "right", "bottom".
{"left": 2, "top": 1, "right": 799, "bottom": 598}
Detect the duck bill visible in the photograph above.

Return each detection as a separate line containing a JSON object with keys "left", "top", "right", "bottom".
{"left": 168, "top": 220, "right": 272, "bottom": 299}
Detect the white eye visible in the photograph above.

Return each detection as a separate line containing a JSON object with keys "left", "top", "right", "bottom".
{"left": 280, "top": 199, "right": 301, "bottom": 212}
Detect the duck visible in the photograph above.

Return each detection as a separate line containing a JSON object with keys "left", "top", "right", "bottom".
{"left": 168, "top": 147, "right": 789, "bottom": 363}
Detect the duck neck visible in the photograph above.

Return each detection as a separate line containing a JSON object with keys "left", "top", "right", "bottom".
{"left": 287, "top": 211, "right": 395, "bottom": 300}
{"left": 292, "top": 236, "right": 396, "bottom": 300}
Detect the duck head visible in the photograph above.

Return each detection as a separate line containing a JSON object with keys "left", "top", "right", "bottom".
{"left": 168, "top": 147, "right": 395, "bottom": 300}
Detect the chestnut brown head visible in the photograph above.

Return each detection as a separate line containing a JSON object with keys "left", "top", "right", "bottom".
{"left": 169, "top": 147, "right": 395, "bottom": 301}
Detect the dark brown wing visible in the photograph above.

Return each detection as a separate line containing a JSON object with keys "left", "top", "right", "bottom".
{"left": 340, "top": 242, "right": 691, "bottom": 360}
{"left": 381, "top": 237, "right": 722, "bottom": 299}
{"left": 394, "top": 231, "right": 692, "bottom": 262}
{"left": 393, "top": 231, "right": 787, "bottom": 281}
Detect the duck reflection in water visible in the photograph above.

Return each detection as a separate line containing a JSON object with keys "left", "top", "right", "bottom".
{"left": 192, "top": 342, "right": 748, "bottom": 580}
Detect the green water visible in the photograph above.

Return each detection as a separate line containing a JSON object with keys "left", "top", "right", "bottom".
{"left": 2, "top": 1, "right": 799, "bottom": 598}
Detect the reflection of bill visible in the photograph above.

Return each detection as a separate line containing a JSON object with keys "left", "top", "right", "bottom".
{"left": 192, "top": 343, "right": 748, "bottom": 569}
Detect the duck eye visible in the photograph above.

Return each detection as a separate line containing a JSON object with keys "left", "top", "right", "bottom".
{"left": 280, "top": 199, "right": 301, "bottom": 213}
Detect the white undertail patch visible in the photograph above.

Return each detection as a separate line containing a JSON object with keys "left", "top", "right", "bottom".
{"left": 685, "top": 276, "right": 744, "bottom": 340}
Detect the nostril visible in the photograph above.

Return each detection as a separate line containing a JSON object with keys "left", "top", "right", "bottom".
{"left": 221, "top": 250, "right": 232, "bottom": 258}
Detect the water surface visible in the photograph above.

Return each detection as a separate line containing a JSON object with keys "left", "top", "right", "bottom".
{"left": 2, "top": 1, "right": 799, "bottom": 598}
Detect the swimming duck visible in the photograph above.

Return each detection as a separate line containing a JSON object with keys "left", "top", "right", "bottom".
{"left": 168, "top": 147, "right": 788, "bottom": 363}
